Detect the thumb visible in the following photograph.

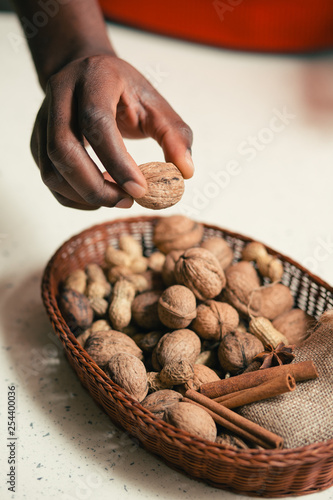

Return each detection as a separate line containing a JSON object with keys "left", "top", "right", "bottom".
{"left": 159, "top": 121, "right": 194, "bottom": 179}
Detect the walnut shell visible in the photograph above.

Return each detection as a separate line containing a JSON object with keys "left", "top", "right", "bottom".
{"left": 184, "top": 364, "right": 220, "bottom": 391}
{"left": 272, "top": 308, "right": 314, "bottom": 345}
{"left": 141, "top": 389, "right": 183, "bottom": 419}
{"left": 147, "top": 372, "right": 173, "bottom": 392}
{"left": 153, "top": 215, "right": 204, "bottom": 254}
{"left": 84, "top": 330, "right": 143, "bottom": 368}
{"left": 58, "top": 289, "right": 94, "bottom": 335}
{"left": 218, "top": 330, "right": 264, "bottom": 374}
{"left": 135, "top": 162, "right": 185, "bottom": 209}
{"left": 224, "top": 261, "right": 261, "bottom": 316}
{"left": 105, "top": 352, "right": 148, "bottom": 402}
{"left": 132, "top": 290, "right": 163, "bottom": 330}
{"left": 192, "top": 301, "right": 239, "bottom": 341}
{"left": 200, "top": 237, "right": 234, "bottom": 270}
{"left": 158, "top": 285, "right": 197, "bottom": 329}
{"left": 250, "top": 284, "right": 294, "bottom": 320}
{"left": 161, "top": 250, "right": 184, "bottom": 287}
{"left": 175, "top": 248, "right": 226, "bottom": 301}
{"left": 155, "top": 329, "right": 201, "bottom": 367}
{"left": 164, "top": 402, "right": 217, "bottom": 442}
{"left": 160, "top": 359, "right": 194, "bottom": 385}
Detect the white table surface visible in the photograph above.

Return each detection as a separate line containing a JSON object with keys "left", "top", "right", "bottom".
{"left": 1, "top": 11, "right": 333, "bottom": 500}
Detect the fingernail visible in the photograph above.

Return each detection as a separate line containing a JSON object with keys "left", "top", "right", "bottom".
{"left": 185, "top": 149, "right": 195, "bottom": 174}
{"left": 123, "top": 181, "right": 146, "bottom": 198}
{"left": 115, "top": 198, "right": 133, "bottom": 209}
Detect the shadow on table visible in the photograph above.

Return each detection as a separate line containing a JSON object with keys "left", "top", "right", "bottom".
{"left": 0, "top": 269, "right": 229, "bottom": 499}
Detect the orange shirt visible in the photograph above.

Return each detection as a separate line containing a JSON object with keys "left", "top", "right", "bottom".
{"left": 99, "top": 0, "right": 333, "bottom": 53}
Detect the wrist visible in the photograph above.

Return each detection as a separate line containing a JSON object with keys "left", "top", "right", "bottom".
{"left": 39, "top": 44, "right": 117, "bottom": 91}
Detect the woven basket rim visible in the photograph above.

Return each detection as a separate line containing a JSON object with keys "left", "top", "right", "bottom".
{"left": 41, "top": 215, "right": 333, "bottom": 466}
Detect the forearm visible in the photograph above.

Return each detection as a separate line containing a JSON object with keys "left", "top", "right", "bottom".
{"left": 12, "top": 0, "right": 115, "bottom": 89}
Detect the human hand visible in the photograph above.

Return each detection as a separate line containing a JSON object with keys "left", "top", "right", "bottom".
{"left": 31, "top": 54, "right": 194, "bottom": 210}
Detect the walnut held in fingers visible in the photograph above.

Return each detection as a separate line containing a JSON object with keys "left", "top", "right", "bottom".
{"left": 201, "top": 237, "right": 234, "bottom": 270}
{"left": 153, "top": 215, "right": 204, "bottom": 254}
{"left": 192, "top": 301, "right": 239, "bottom": 341}
{"left": 175, "top": 247, "right": 226, "bottom": 301}
{"left": 158, "top": 285, "right": 197, "bottom": 329}
{"left": 135, "top": 162, "right": 185, "bottom": 209}
{"left": 105, "top": 352, "right": 148, "bottom": 402}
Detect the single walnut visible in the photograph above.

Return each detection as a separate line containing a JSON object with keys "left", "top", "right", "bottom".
{"left": 224, "top": 261, "right": 261, "bottom": 316}
{"left": 84, "top": 330, "right": 143, "bottom": 368}
{"left": 192, "top": 301, "right": 239, "bottom": 341}
{"left": 200, "top": 237, "right": 234, "bottom": 270}
{"left": 58, "top": 289, "right": 94, "bottom": 336}
{"left": 132, "top": 290, "right": 163, "bottom": 330}
{"left": 249, "top": 284, "right": 294, "bottom": 320}
{"left": 158, "top": 285, "right": 197, "bottom": 329}
{"left": 155, "top": 329, "right": 201, "bottom": 367}
{"left": 134, "top": 162, "right": 185, "bottom": 209}
{"left": 141, "top": 389, "right": 183, "bottom": 419}
{"left": 153, "top": 215, "right": 204, "bottom": 254}
{"left": 184, "top": 364, "right": 220, "bottom": 391}
{"left": 105, "top": 352, "right": 148, "bottom": 402}
{"left": 272, "top": 308, "right": 314, "bottom": 345}
{"left": 218, "top": 330, "right": 264, "bottom": 374}
{"left": 175, "top": 248, "right": 226, "bottom": 301}
{"left": 164, "top": 402, "right": 217, "bottom": 442}
{"left": 160, "top": 359, "right": 194, "bottom": 386}
{"left": 161, "top": 250, "right": 184, "bottom": 287}
{"left": 148, "top": 251, "right": 166, "bottom": 272}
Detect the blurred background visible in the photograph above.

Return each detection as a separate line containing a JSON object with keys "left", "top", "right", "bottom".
{"left": 0, "top": 0, "right": 12, "bottom": 11}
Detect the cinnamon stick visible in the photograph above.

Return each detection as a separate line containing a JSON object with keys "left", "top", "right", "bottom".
{"left": 214, "top": 374, "right": 296, "bottom": 408}
{"left": 200, "top": 361, "right": 318, "bottom": 399}
{"left": 184, "top": 389, "right": 284, "bottom": 449}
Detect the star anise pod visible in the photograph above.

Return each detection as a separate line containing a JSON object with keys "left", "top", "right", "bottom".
{"left": 253, "top": 342, "right": 295, "bottom": 369}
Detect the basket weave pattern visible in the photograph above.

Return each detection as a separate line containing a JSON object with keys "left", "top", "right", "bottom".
{"left": 41, "top": 216, "right": 333, "bottom": 497}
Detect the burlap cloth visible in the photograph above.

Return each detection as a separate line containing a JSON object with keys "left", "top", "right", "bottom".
{"left": 239, "top": 314, "right": 333, "bottom": 448}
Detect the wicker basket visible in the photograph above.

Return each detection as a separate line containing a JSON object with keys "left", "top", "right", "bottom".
{"left": 41, "top": 216, "right": 333, "bottom": 497}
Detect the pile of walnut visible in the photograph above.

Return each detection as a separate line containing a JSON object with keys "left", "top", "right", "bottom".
{"left": 58, "top": 215, "right": 313, "bottom": 448}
